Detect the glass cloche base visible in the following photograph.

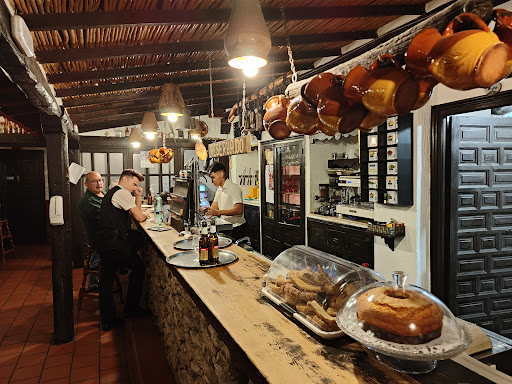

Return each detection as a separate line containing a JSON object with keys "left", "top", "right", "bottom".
{"left": 374, "top": 352, "right": 437, "bottom": 374}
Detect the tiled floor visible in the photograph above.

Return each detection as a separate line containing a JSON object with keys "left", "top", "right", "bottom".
{"left": 0, "top": 244, "right": 130, "bottom": 384}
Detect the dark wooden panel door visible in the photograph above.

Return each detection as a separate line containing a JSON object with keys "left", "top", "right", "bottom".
{"left": 450, "top": 116, "right": 512, "bottom": 337}
{"left": 0, "top": 150, "right": 46, "bottom": 244}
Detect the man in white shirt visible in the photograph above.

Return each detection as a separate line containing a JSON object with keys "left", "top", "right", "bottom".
{"left": 96, "top": 169, "right": 148, "bottom": 331}
{"left": 207, "top": 162, "right": 245, "bottom": 239}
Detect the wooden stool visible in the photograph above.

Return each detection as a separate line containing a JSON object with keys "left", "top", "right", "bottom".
{"left": 78, "top": 245, "right": 123, "bottom": 310}
{"left": 0, "top": 219, "right": 16, "bottom": 263}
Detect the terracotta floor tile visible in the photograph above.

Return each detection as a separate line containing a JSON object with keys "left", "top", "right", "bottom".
{"left": 40, "top": 377, "right": 70, "bottom": 384}
{"left": 74, "top": 343, "right": 99, "bottom": 357}
{"left": 48, "top": 343, "right": 75, "bottom": 357}
{"left": 0, "top": 342, "right": 25, "bottom": 356}
{"left": 23, "top": 342, "right": 50, "bottom": 356}
{"left": 72, "top": 354, "right": 99, "bottom": 370}
{"left": 44, "top": 353, "right": 73, "bottom": 369}
{"left": 40, "top": 363, "right": 72, "bottom": 382}
{"left": 10, "top": 363, "right": 43, "bottom": 382}
{"left": 73, "top": 379, "right": 99, "bottom": 384}
{"left": 1, "top": 333, "right": 28, "bottom": 346}
{"left": 100, "top": 356, "right": 124, "bottom": 371}
{"left": 6, "top": 326, "right": 32, "bottom": 337}
{"left": 70, "top": 364, "right": 99, "bottom": 383}
{"left": 99, "top": 368, "right": 127, "bottom": 384}
{"left": 0, "top": 363, "right": 16, "bottom": 378}
{"left": 8, "top": 377, "right": 39, "bottom": 384}
{"left": 16, "top": 351, "right": 47, "bottom": 368}
{"left": 0, "top": 352, "right": 20, "bottom": 367}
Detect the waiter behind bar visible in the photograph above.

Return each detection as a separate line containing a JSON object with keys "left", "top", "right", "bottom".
{"left": 207, "top": 162, "right": 246, "bottom": 240}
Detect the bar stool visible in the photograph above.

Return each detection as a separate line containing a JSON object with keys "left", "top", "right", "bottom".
{"left": 0, "top": 219, "right": 16, "bottom": 263}
{"left": 78, "top": 245, "right": 123, "bottom": 310}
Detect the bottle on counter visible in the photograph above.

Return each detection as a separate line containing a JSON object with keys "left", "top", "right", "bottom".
{"left": 154, "top": 194, "right": 163, "bottom": 224}
{"left": 147, "top": 194, "right": 153, "bottom": 205}
{"left": 208, "top": 224, "right": 219, "bottom": 265}
{"left": 199, "top": 221, "right": 210, "bottom": 266}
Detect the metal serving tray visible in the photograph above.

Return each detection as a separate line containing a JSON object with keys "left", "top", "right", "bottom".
{"left": 165, "top": 249, "right": 238, "bottom": 269}
{"left": 173, "top": 235, "right": 232, "bottom": 250}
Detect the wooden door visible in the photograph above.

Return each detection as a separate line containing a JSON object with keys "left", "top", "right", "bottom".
{"left": 449, "top": 116, "right": 512, "bottom": 337}
{"left": 0, "top": 150, "right": 46, "bottom": 244}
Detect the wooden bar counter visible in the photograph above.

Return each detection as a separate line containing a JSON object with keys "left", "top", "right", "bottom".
{"left": 137, "top": 221, "right": 501, "bottom": 384}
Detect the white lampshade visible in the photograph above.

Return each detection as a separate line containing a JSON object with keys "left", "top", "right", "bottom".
{"left": 224, "top": 0, "right": 271, "bottom": 77}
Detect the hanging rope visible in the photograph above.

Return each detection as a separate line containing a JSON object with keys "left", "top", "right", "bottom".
{"left": 279, "top": 0, "right": 297, "bottom": 83}
{"left": 209, "top": 53, "right": 214, "bottom": 117}
{"left": 241, "top": 77, "right": 247, "bottom": 135}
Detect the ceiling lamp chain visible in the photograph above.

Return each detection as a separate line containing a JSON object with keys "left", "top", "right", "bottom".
{"left": 209, "top": 54, "right": 215, "bottom": 118}
{"left": 279, "top": 0, "right": 297, "bottom": 83}
{"left": 241, "top": 77, "right": 247, "bottom": 135}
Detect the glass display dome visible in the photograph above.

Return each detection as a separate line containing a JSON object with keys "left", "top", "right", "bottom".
{"left": 262, "top": 245, "right": 383, "bottom": 339}
{"left": 336, "top": 271, "right": 472, "bottom": 373}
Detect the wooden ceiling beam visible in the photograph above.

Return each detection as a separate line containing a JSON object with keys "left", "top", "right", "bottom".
{"left": 54, "top": 67, "right": 301, "bottom": 97}
{"left": 0, "top": 1, "right": 61, "bottom": 122}
{"left": 62, "top": 90, "right": 162, "bottom": 107}
{"left": 67, "top": 92, "right": 239, "bottom": 116}
{"left": 35, "top": 32, "right": 369, "bottom": 63}
{"left": 23, "top": 5, "right": 425, "bottom": 31}
{"left": 46, "top": 53, "right": 319, "bottom": 83}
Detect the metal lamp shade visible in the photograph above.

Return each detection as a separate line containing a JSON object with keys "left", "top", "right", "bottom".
{"left": 129, "top": 126, "right": 143, "bottom": 145}
{"left": 141, "top": 112, "right": 159, "bottom": 133}
{"left": 159, "top": 83, "right": 185, "bottom": 116}
{"left": 224, "top": 0, "right": 271, "bottom": 70}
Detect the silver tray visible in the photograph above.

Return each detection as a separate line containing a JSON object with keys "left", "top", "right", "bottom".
{"left": 166, "top": 249, "right": 238, "bottom": 269}
{"left": 173, "top": 235, "right": 232, "bottom": 250}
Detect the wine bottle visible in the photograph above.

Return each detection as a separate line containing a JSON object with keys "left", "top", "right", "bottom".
{"left": 199, "top": 221, "right": 210, "bottom": 266}
{"left": 209, "top": 224, "right": 219, "bottom": 264}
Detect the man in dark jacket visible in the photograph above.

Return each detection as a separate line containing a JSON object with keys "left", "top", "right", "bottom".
{"left": 78, "top": 171, "right": 104, "bottom": 289}
{"left": 96, "top": 169, "right": 148, "bottom": 331}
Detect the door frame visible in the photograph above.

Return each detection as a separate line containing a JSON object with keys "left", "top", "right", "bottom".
{"left": 431, "top": 89, "right": 512, "bottom": 304}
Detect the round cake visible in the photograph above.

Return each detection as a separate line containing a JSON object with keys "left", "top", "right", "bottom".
{"left": 357, "top": 286, "right": 443, "bottom": 344}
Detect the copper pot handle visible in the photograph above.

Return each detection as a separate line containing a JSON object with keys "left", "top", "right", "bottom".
{"left": 443, "top": 13, "right": 490, "bottom": 36}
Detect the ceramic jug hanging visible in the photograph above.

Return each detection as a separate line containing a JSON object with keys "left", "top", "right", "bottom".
{"left": 429, "top": 13, "right": 509, "bottom": 90}
{"left": 361, "top": 54, "right": 419, "bottom": 117}
{"left": 263, "top": 94, "right": 291, "bottom": 140}
{"left": 286, "top": 84, "right": 320, "bottom": 135}
{"left": 317, "top": 75, "right": 366, "bottom": 134}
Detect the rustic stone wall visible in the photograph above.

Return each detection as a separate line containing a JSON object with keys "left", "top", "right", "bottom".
{"left": 142, "top": 244, "right": 240, "bottom": 384}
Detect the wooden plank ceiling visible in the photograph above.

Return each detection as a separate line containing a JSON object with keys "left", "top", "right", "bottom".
{"left": 0, "top": 69, "right": 42, "bottom": 131}
{"left": 9, "top": 0, "right": 433, "bottom": 133}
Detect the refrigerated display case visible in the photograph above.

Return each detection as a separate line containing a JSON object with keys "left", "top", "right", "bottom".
{"left": 260, "top": 138, "right": 305, "bottom": 259}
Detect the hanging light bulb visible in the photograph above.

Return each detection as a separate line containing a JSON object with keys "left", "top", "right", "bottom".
{"left": 167, "top": 114, "right": 178, "bottom": 123}
{"left": 129, "top": 126, "right": 143, "bottom": 148}
{"left": 159, "top": 83, "right": 185, "bottom": 121}
{"left": 141, "top": 112, "right": 159, "bottom": 139}
{"left": 224, "top": 0, "right": 271, "bottom": 76}
{"left": 243, "top": 65, "right": 259, "bottom": 78}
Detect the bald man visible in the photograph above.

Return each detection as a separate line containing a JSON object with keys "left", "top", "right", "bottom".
{"left": 79, "top": 171, "right": 105, "bottom": 289}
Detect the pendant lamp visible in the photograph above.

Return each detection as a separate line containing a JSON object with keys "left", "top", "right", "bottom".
{"left": 159, "top": 83, "right": 185, "bottom": 122}
{"left": 129, "top": 126, "right": 143, "bottom": 148}
{"left": 141, "top": 112, "right": 159, "bottom": 140}
{"left": 224, "top": 0, "right": 271, "bottom": 77}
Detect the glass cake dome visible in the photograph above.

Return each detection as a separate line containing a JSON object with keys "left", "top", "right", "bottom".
{"left": 263, "top": 245, "right": 384, "bottom": 339}
{"left": 336, "top": 271, "right": 472, "bottom": 374}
